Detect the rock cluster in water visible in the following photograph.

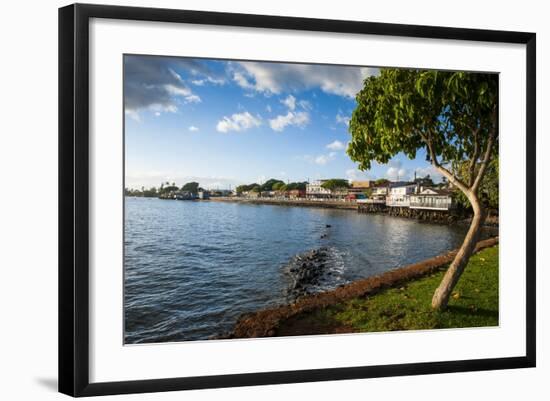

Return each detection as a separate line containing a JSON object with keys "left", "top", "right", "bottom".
{"left": 284, "top": 247, "right": 334, "bottom": 299}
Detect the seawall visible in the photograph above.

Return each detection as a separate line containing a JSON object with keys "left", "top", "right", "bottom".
{"left": 209, "top": 197, "right": 358, "bottom": 210}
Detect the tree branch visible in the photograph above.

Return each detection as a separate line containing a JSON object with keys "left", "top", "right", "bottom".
{"left": 468, "top": 127, "right": 481, "bottom": 187}
{"left": 471, "top": 109, "right": 497, "bottom": 193}
{"left": 420, "top": 132, "right": 470, "bottom": 194}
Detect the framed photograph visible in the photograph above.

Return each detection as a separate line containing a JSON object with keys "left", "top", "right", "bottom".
{"left": 58, "top": 3, "right": 536, "bottom": 397}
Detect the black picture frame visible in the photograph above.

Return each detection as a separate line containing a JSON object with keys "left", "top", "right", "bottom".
{"left": 59, "top": 3, "right": 536, "bottom": 397}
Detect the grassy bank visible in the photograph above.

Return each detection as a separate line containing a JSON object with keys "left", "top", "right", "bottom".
{"left": 276, "top": 245, "right": 499, "bottom": 336}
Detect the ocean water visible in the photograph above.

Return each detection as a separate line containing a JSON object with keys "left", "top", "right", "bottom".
{"left": 124, "top": 197, "right": 473, "bottom": 343}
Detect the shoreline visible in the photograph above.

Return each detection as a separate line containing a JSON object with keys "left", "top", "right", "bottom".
{"left": 222, "top": 236, "right": 499, "bottom": 339}
{"left": 209, "top": 196, "right": 358, "bottom": 210}
{"left": 207, "top": 197, "right": 498, "bottom": 228}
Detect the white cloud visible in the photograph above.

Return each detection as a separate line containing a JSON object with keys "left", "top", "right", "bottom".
{"left": 191, "top": 76, "right": 225, "bottom": 86}
{"left": 125, "top": 109, "right": 141, "bottom": 122}
{"left": 298, "top": 100, "right": 312, "bottom": 110}
{"left": 269, "top": 111, "right": 310, "bottom": 132}
{"left": 231, "top": 62, "right": 379, "bottom": 98}
{"left": 188, "top": 126, "right": 199, "bottom": 132}
{"left": 386, "top": 166, "right": 408, "bottom": 181}
{"left": 124, "top": 57, "right": 207, "bottom": 118}
{"left": 414, "top": 166, "right": 443, "bottom": 182}
{"left": 345, "top": 169, "right": 376, "bottom": 182}
{"left": 326, "top": 140, "right": 346, "bottom": 151}
{"left": 281, "top": 95, "right": 296, "bottom": 110}
{"left": 164, "top": 82, "right": 192, "bottom": 97}
{"left": 336, "top": 111, "right": 351, "bottom": 126}
{"left": 314, "top": 152, "right": 337, "bottom": 165}
{"left": 232, "top": 71, "right": 255, "bottom": 90}
{"left": 216, "top": 111, "right": 261, "bottom": 133}
{"left": 266, "top": 105, "right": 272, "bottom": 113}
{"left": 183, "top": 94, "right": 201, "bottom": 104}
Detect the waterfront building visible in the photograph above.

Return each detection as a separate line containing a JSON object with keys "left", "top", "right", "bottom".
{"left": 348, "top": 180, "right": 373, "bottom": 199}
{"left": 372, "top": 185, "right": 389, "bottom": 196}
{"left": 351, "top": 180, "right": 373, "bottom": 189}
{"left": 409, "top": 188, "right": 454, "bottom": 210}
{"left": 175, "top": 191, "right": 197, "bottom": 200}
{"left": 243, "top": 191, "right": 260, "bottom": 198}
{"left": 306, "top": 180, "right": 332, "bottom": 199}
{"left": 198, "top": 190, "right": 210, "bottom": 200}
{"left": 288, "top": 189, "right": 306, "bottom": 199}
{"left": 209, "top": 189, "right": 233, "bottom": 197}
{"left": 386, "top": 183, "right": 418, "bottom": 207}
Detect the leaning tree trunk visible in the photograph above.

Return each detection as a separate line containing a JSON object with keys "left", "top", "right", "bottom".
{"left": 431, "top": 195, "right": 485, "bottom": 310}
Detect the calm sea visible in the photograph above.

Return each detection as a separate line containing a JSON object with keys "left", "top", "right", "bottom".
{"left": 124, "top": 197, "right": 474, "bottom": 343}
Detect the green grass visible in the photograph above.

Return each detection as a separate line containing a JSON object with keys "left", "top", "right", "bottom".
{"left": 288, "top": 246, "right": 499, "bottom": 333}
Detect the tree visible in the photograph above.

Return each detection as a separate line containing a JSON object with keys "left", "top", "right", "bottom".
{"left": 181, "top": 181, "right": 199, "bottom": 194}
{"left": 320, "top": 179, "right": 350, "bottom": 191}
{"left": 348, "top": 68, "right": 498, "bottom": 310}
{"left": 374, "top": 178, "right": 390, "bottom": 186}
{"left": 272, "top": 182, "right": 285, "bottom": 191}
{"left": 453, "top": 158, "right": 499, "bottom": 211}
{"left": 260, "top": 178, "right": 285, "bottom": 192}
{"left": 159, "top": 182, "right": 178, "bottom": 195}
{"left": 363, "top": 188, "right": 373, "bottom": 198}
{"left": 286, "top": 181, "right": 307, "bottom": 191}
{"left": 414, "top": 174, "right": 434, "bottom": 187}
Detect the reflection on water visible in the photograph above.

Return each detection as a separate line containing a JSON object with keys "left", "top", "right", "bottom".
{"left": 124, "top": 197, "right": 476, "bottom": 343}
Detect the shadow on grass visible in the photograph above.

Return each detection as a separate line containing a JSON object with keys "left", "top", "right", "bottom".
{"left": 445, "top": 305, "right": 499, "bottom": 320}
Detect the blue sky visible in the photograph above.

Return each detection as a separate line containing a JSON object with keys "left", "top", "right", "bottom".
{"left": 124, "top": 55, "right": 440, "bottom": 190}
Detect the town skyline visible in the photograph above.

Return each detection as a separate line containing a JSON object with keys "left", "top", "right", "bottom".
{"left": 125, "top": 55, "right": 442, "bottom": 190}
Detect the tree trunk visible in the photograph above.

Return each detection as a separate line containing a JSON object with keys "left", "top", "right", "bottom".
{"left": 431, "top": 196, "right": 485, "bottom": 310}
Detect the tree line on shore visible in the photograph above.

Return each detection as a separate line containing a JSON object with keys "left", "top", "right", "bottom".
{"left": 125, "top": 181, "right": 200, "bottom": 197}
{"left": 235, "top": 179, "right": 307, "bottom": 194}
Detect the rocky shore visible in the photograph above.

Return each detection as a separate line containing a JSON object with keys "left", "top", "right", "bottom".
{"left": 283, "top": 246, "right": 344, "bottom": 299}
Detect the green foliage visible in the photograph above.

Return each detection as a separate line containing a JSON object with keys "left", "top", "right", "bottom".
{"left": 414, "top": 174, "right": 434, "bottom": 187}
{"left": 272, "top": 182, "right": 285, "bottom": 191}
{"left": 181, "top": 181, "right": 199, "bottom": 193}
{"left": 261, "top": 178, "right": 285, "bottom": 192}
{"left": 280, "top": 245, "right": 499, "bottom": 333}
{"left": 363, "top": 188, "right": 373, "bottom": 197}
{"left": 348, "top": 68, "right": 498, "bottom": 177}
{"left": 320, "top": 179, "right": 350, "bottom": 191}
{"left": 236, "top": 180, "right": 306, "bottom": 194}
{"left": 236, "top": 183, "right": 259, "bottom": 194}
{"left": 374, "top": 178, "right": 390, "bottom": 186}
{"left": 125, "top": 187, "right": 158, "bottom": 197}
{"left": 159, "top": 184, "right": 179, "bottom": 194}
{"left": 286, "top": 182, "right": 307, "bottom": 191}
{"left": 454, "top": 158, "right": 499, "bottom": 210}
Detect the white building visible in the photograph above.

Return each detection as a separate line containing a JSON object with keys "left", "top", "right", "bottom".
{"left": 410, "top": 188, "right": 454, "bottom": 210}
{"left": 386, "top": 183, "right": 418, "bottom": 207}
{"left": 372, "top": 186, "right": 389, "bottom": 196}
{"left": 306, "top": 180, "right": 332, "bottom": 199}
